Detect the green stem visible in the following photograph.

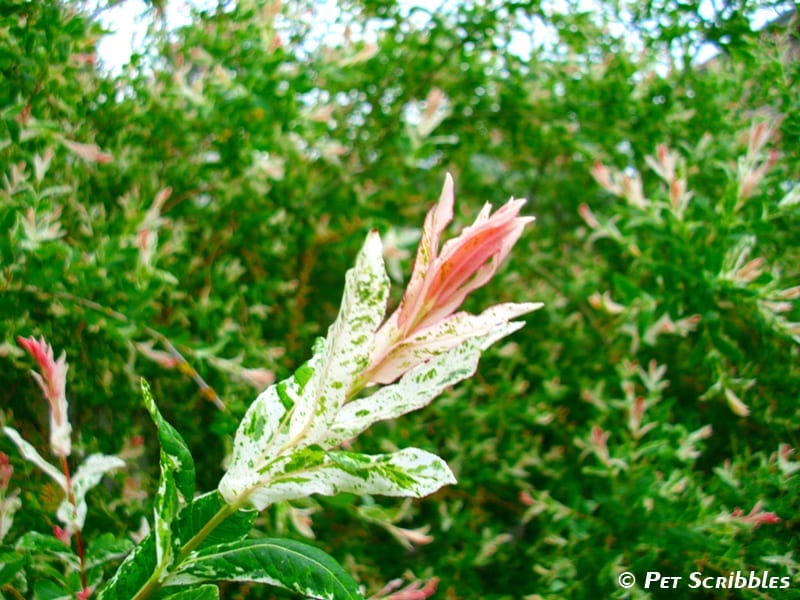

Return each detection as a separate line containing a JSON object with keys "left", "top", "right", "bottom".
{"left": 131, "top": 500, "right": 240, "bottom": 600}
{"left": 176, "top": 501, "right": 238, "bottom": 564}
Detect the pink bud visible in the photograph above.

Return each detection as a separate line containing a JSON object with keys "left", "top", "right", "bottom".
{"left": 17, "top": 336, "right": 72, "bottom": 457}
{"left": 365, "top": 174, "right": 538, "bottom": 384}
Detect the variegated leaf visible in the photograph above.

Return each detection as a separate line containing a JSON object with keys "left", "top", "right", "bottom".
{"left": 168, "top": 538, "right": 362, "bottom": 599}
{"left": 288, "top": 231, "right": 389, "bottom": 446}
{"left": 56, "top": 453, "right": 125, "bottom": 532}
{"left": 325, "top": 338, "right": 483, "bottom": 447}
{"left": 141, "top": 379, "right": 193, "bottom": 566}
{"left": 141, "top": 379, "right": 195, "bottom": 502}
{"left": 218, "top": 354, "right": 319, "bottom": 507}
{"left": 371, "top": 302, "right": 541, "bottom": 383}
{"left": 2, "top": 426, "right": 66, "bottom": 490}
{"left": 243, "top": 447, "right": 455, "bottom": 511}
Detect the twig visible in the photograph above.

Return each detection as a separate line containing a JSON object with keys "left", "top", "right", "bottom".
{"left": 19, "top": 286, "right": 226, "bottom": 410}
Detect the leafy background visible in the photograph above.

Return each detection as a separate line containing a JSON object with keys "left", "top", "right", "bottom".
{"left": 1, "top": 0, "right": 798, "bottom": 598}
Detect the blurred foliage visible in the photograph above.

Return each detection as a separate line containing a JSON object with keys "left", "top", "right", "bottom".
{"left": 1, "top": 0, "right": 798, "bottom": 597}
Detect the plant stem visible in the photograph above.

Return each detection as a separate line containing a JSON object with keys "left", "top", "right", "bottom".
{"left": 18, "top": 285, "right": 226, "bottom": 410}
{"left": 176, "top": 501, "right": 238, "bottom": 564}
{"left": 60, "top": 455, "right": 89, "bottom": 596}
{"left": 131, "top": 500, "right": 239, "bottom": 600}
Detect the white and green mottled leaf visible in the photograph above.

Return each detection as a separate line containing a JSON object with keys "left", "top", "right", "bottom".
{"left": 243, "top": 447, "right": 455, "bottom": 511}
{"left": 218, "top": 353, "right": 318, "bottom": 506}
{"left": 55, "top": 453, "right": 125, "bottom": 532}
{"left": 325, "top": 339, "right": 483, "bottom": 447}
{"left": 288, "top": 231, "right": 389, "bottom": 446}
{"left": 141, "top": 379, "right": 196, "bottom": 502}
{"left": 142, "top": 379, "right": 192, "bottom": 567}
{"left": 153, "top": 462, "right": 178, "bottom": 566}
{"left": 96, "top": 533, "right": 156, "bottom": 599}
{"left": 168, "top": 538, "right": 362, "bottom": 600}
{"left": 371, "top": 302, "right": 541, "bottom": 383}
{"left": 2, "top": 426, "right": 66, "bottom": 490}
{"left": 324, "top": 307, "right": 539, "bottom": 446}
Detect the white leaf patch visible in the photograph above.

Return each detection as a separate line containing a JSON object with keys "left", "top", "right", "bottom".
{"left": 56, "top": 454, "right": 125, "bottom": 533}
{"left": 3, "top": 426, "right": 67, "bottom": 490}
{"left": 243, "top": 447, "right": 456, "bottom": 511}
{"left": 4, "top": 427, "right": 123, "bottom": 533}
{"left": 288, "top": 231, "right": 389, "bottom": 446}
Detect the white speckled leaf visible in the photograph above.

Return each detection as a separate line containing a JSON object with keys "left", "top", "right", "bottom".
{"left": 218, "top": 352, "right": 320, "bottom": 507}
{"left": 325, "top": 338, "right": 483, "bottom": 447}
{"left": 324, "top": 308, "right": 539, "bottom": 447}
{"left": 288, "top": 231, "right": 389, "bottom": 447}
{"left": 242, "top": 447, "right": 456, "bottom": 511}
{"left": 55, "top": 453, "right": 125, "bottom": 533}
{"left": 370, "top": 302, "right": 541, "bottom": 384}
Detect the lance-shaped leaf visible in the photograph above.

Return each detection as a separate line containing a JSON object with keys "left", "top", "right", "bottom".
{"left": 368, "top": 302, "right": 540, "bottom": 386}
{"left": 158, "top": 584, "right": 219, "bottom": 599}
{"left": 220, "top": 232, "right": 390, "bottom": 509}
{"left": 55, "top": 453, "right": 125, "bottom": 533}
{"left": 2, "top": 426, "right": 66, "bottom": 489}
{"left": 168, "top": 538, "right": 362, "bottom": 600}
{"left": 287, "top": 230, "right": 389, "bottom": 446}
{"left": 142, "top": 379, "right": 195, "bottom": 502}
{"left": 324, "top": 339, "right": 484, "bottom": 447}
{"left": 325, "top": 311, "right": 537, "bottom": 447}
{"left": 96, "top": 533, "right": 156, "bottom": 599}
{"left": 142, "top": 379, "right": 196, "bottom": 567}
{"left": 219, "top": 351, "right": 320, "bottom": 507}
{"left": 4, "top": 426, "right": 123, "bottom": 533}
{"left": 242, "top": 447, "right": 455, "bottom": 511}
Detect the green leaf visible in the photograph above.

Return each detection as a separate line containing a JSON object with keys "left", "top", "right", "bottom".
{"left": 0, "top": 548, "right": 24, "bottom": 585}
{"left": 168, "top": 538, "right": 362, "bottom": 600}
{"left": 141, "top": 378, "right": 195, "bottom": 566}
{"left": 155, "top": 584, "right": 219, "bottom": 600}
{"left": 96, "top": 534, "right": 156, "bottom": 600}
{"left": 172, "top": 491, "right": 256, "bottom": 555}
{"left": 33, "top": 578, "right": 71, "bottom": 600}
{"left": 141, "top": 379, "right": 196, "bottom": 502}
{"left": 15, "top": 532, "right": 77, "bottom": 568}
{"left": 84, "top": 533, "right": 134, "bottom": 570}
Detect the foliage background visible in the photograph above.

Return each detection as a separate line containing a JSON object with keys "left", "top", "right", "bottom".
{"left": 1, "top": 0, "right": 798, "bottom": 597}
